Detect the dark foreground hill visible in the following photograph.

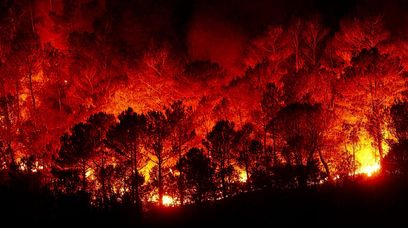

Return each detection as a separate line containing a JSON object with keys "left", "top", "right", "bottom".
{"left": 1, "top": 173, "right": 408, "bottom": 227}
{"left": 144, "top": 177, "right": 408, "bottom": 227}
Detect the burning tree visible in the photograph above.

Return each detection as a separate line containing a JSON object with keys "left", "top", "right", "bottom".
{"left": 0, "top": 0, "right": 408, "bottom": 217}
{"left": 106, "top": 108, "right": 146, "bottom": 208}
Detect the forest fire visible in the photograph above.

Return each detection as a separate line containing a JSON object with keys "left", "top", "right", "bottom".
{"left": 0, "top": 0, "right": 407, "bottom": 226}
{"left": 353, "top": 144, "right": 381, "bottom": 177}
{"left": 352, "top": 133, "right": 384, "bottom": 176}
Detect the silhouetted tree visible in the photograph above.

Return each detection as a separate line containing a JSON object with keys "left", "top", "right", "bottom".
{"left": 261, "top": 82, "right": 284, "bottom": 164}
{"left": 390, "top": 101, "right": 408, "bottom": 140}
{"left": 58, "top": 112, "right": 114, "bottom": 194}
{"left": 87, "top": 112, "right": 115, "bottom": 207}
{"left": 51, "top": 167, "right": 81, "bottom": 194}
{"left": 42, "top": 43, "right": 67, "bottom": 112}
{"left": 166, "top": 100, "right": 195, "bottom": 205}
{"left": 177, "top": 147, "right": 214, "bottom": 203}
{"left": 146, "top": 110, "right": 171, "bottom": 206}
{"left": 106, "top": 108, "right": 146, "bottom": 209}
{"left": 235, "top": 123, "right": 254, "bottom": 188}
{"left": 247, "top": 139, "right": 274, "bottom": 188}
{"left": 383, "top": 101, "right": 408, "bottom": 177}
{"left": 275, "top": 103, "right": 327, "bottom": 187}
{"left": 0, "top": 94, "right": 15, "bottom": 167}
{"left": 203, "top": 120, "right": 236, "bottom": 198}
{"left": 58, "top": 123, "right": 95, "bottom": 191}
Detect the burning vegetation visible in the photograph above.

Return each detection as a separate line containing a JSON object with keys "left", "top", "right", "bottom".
{"left": 0, "top": 0, "right": 407, "bottom": 224}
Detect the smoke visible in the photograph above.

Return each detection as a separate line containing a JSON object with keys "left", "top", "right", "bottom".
{"left": 187, "top": 12, "right": 247, "bottom": 75}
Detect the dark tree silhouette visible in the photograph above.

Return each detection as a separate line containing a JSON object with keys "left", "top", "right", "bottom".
{"left": 235, "top": 123, "right": 254, "bottom": 188}
{"left": 203, "top": 120, "right": 236, "bottom": 198}
{"left": 275, "top": 103, "right": 326, "bottom": 187}
{"left": 0, "top": 94, "right": 15, "bottom": 167}
{"left": 58, "top": 112, "right": 114, "bottom": 193}
{"left": 146, "top": 110, "right": 171, "bottom": 206}
{"left": 261, "top": 82, "right": 284, "bottom": 165}
{"left": 165, "top": 100, "right": 195, "bottom": 205}
{"left": 86, "top": 112, "right": 115, "bottom": 207}
{"left": 383, "top": 102, "right": 408, "bottom": 177}
{"left": 58, "top": 123, "right": 95, "bottom": 191}
{"left": 177, "top": 147, "right": 214, "bottom": 203}
{"left": 106, "top": 108, "right": 147, "bottom": 208}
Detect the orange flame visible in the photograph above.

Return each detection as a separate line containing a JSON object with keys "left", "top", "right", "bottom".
{"left": 148, "top": 193, "right": 177, "bottom": 207}
{"left": 348, "top": 129, "right": 391, "bottom": 177}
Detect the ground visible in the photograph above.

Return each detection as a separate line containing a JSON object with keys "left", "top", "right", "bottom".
{"left": 1, "top": 174, "right": 408, "bottom": 227}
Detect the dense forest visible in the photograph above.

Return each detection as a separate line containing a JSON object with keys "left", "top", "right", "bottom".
{"left": 0, "top": 0, "right": 407, "bottom": 226}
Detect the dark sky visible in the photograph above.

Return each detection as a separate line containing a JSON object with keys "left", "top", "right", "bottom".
{"left": 172, "top": 0, "right": 407, "bottom": 36}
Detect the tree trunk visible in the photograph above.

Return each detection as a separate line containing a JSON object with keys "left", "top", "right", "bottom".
{"left": 221, "top": 158, "right": 227, "bottom": 199}
{"left": 352, "top": 145, "right": 356, "bottom": 177}
{"left": 244, "top": 159, "right": 250, "bottom": 190}
{"left": 295, "top": 43, "right": 299, "bottom": 72}
{"left": 28, "top": 69, "right": 36, "bottom": 110}
{"left": 134, "top": 148, "right": 141, "bottom": 209}
{"left": 0, "top": 79, "right": 14, "bottom": 166}
{"left": 58, "top": 83, "right": 62, "bottom": 112}
{"left": 101, "top": 155, "right": 107, "bottom": 209}
{"left": 377, "top": 131, "right": 384, "bottom": 162}
{"left": 158, "top": 155, "right": 163, "bottom": 206}
{"left": 82, "top": 160, "right": 87, "bottom": 192}
{"left": 318, "top": 149, "right": 331, "bottom": 182}
{"left": 263, "top": 124, "right": 267, "bottom": 156}
{"left": 130, "top": 149, "right": 135, "bottom": 203}
{"left": 15, "top": 79, "right": 20, "bottom": 124}
{"left": 293, "top": 33, "right": 300, "bottom": 73}
{"left": 178, "top": 142, "right": 185, "bottom": 206}
{"left": 272, "top": 128, "right": 277, "bottom": 166}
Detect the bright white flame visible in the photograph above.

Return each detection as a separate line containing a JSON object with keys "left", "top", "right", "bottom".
{"left": 162, "top": 195, "right": 175, "bottom": 207}
{"left": 149, "top": 193, "right": 176, "bottom": 207}
{"left": 355, "top": 163, "right": 381, "bottom": 177}
{"left": 18, "top": 163, "right": 27, "bottom": 171}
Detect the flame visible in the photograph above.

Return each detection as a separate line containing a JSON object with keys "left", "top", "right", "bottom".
{"left": 85, "top": 168, "right": 96, "bottom": 181}
{"left": 140, "top": 159, "right": 156, "bottom": 182}
{"left": 239, "top": 170, "right": 248, "bottom": 183}
{"left": 162, "top": 195, "right": 175, "bottom": 207}
{"left": 355, "top": 163, "right": 381, "bottom": 177}
{"left": 85, "top": 169, "right": 93, "bottom": 178}
{"left": 348, "top": 130, "right": 390, "bottom": 177}
{"left": 18, "top": 163, "right": 27, "bottom": 171}
{"left": 31, "top": 161, "right": 44, "bottom": 173}
{"left": 234, "top": 166, "right": 248, "bottom": 183}
{"left": 148, "top": 193, "right": 176, "bottom": 207}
